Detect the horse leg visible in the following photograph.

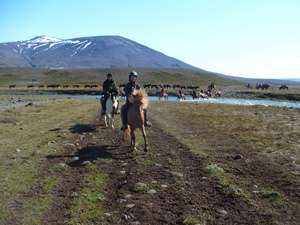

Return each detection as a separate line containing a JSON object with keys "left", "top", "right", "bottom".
{"left": 104, "top": 115, "right": 108, "bottom": 127}
{"left": 110, "top": 113, "right": 115, "bottom": 129}
{"left": 130, "top": 130, "right": 136, "bottom": 150}
{"left": 141, "top": 127, "right": 148, "bottom": 152}
{"left": 122, "top": 129, "right": 126, "bottom": 141}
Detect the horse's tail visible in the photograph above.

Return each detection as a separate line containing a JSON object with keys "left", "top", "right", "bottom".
{"left": 129, "top": 90, "right": 148, "bottom": 108}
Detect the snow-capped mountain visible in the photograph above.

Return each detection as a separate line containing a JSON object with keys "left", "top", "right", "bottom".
{"left": 0, "top": 35, "right": 200, "bottom": 70}
{"left": 29, "top": 35, "right": 62, "bottom": 43}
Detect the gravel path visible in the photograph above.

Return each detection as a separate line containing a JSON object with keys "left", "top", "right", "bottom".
{"left": 0, "top": 99, "right": 54, "bottom": 111}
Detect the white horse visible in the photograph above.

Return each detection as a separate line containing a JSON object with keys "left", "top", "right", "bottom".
{"left": 102, "top": 90, "right": 120, "bottom": 129}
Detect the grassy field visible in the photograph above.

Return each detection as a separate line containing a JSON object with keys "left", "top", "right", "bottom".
{"left": 0, "top": 96, "right": 102, "bottom": 224}
{"left": 149, "top": 101, "right": 300, "bottom": 223}
{"left": 238, "top": 88, "right": 300, "bottom": 101}
{"left": 1, "top": 93, "right": 300, "bottom": 223}
{"left": 0, "top": 67, "right": 241, "bottom": 88}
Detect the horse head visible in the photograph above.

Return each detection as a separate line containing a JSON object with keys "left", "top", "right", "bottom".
{"left": 110, "top": 89, "right": 120, "bottom": 102}
{"left": 129, "top": 90, "right": 148, "bottom": 109}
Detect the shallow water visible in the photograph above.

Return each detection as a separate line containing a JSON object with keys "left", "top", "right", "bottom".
{"left": 39, "top": 95, "right": 300, "bottom": 109}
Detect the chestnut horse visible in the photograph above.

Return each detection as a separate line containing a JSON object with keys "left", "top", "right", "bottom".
{"left": 156, "top": 91, "right": 168, "bottom": 100}
{"left": 159, "top": 93, "right": 168, "bottom": 100}
{"left": 176, "top": 92, "right": 186, "bottom": 101}
{"left": 101, "top": 90, "right": 120, "bottom": 129}
{"left": 122, "top": 90, "right": 149, "bottom": 152}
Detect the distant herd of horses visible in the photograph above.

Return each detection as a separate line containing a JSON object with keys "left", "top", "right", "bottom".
{"left": 136, "top": 82, "right": 219, "bottom": 101}
{"left": 245, "top": 83, "right": 289, "bottom": 90}
{"left": 9, "top": 82, "right": 290, "bottom": 93}
{"left": 9, "top": 84, "right": 100, "bottom": 89}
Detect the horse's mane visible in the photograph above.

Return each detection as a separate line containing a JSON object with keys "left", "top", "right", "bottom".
{"left": 129, "top": 89, "right": 148, "bottom": 108}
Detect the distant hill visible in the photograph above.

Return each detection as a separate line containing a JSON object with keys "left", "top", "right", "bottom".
{"left": 215, "top": 73, "right": 300, "bottom": 86}
{"left": 0, "top": 67, "right": 242, "bottom": 87}
{"left": 1, "top": 35, "right": 299, "bottom": 87}
{"left": 284, "top": 78, "right": 300, "bottom": 82}
{"left": 0, "top": 35, "right": 200, "bottom": 70}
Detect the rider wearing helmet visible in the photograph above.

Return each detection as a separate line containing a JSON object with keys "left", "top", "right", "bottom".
{"left": 120, "top": 71, "right": 152, "bottom": 131}
{"left": 101, "top": 73, "right": 117, "bottom": 115}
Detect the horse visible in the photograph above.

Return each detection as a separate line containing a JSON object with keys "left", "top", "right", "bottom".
{"left": 215, "top": 91, "right": 222, "bottom": 97}
{"left": 73, "top": 84, "right": 81, "bottom": 88}
{"left": 245, "top": 83, "right": 252, "bottom": 89}
{"left": 122, "top": 89, "right": 149, "bottom": 152}
{"left": 159, "top": 93, "right": 168, "bottom": 100}
{"left": 199, "top": 92, "right": 209, "bottom": 99}
{"left": 256, "top": 83, "right": 270, "bottom": 90}
{"left": 208, "top": 82, "right": 216, "bottom": 90}
{"left": 143, "top": 84, "right": 151, "bottom": 88}
{"left": 176, "top": 92, "right": 186, "bottom": 101}
{"left": 156, "top": 91, "right": 168, "bottom": 100}
{"left": 101, "top": 90, "right": 120, "bottom": 129}
{"left": 279, "top": 84, "right": 288, "bottom": 90}
{"left": 189, "top": 91, "right": 199, "bottom": 99}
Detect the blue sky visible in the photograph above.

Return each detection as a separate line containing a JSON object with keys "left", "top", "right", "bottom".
{"left": 1, "top": 0, "right": 300, "bottom": 79}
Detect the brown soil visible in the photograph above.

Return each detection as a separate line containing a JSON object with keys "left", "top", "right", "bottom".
{"left": 33, "top": 108, "right": 300, "bottom": 225}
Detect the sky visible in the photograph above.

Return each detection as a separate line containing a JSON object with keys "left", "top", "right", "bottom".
{"left": 1, "top": 0, "right": 300, "bottom": 79}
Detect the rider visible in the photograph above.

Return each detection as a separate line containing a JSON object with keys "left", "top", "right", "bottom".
{"left": 161, "top": 86, "right": 165, "bottom": 97}
{"left": 120, "top": 71, "right": 152, "bottom": 131}
{"left": 179, "top": 87, "right": 182, "bottom": 97}
{"left": 192, "top": 88, "right": 197, "bottom": 98}
{"left": 101, "top": 73, "right": 117, "bottom": 115}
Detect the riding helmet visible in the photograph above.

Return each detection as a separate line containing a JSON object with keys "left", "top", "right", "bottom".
{"left": 129, "top": 71, "right": 138, "bottom": 80}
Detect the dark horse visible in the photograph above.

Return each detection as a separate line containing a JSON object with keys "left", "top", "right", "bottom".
{"left": 122, "top": 90, "right": 149, "bottom": 152}
{"left": 208, "top": 82, "right": 216, "bottom": 90}
{"left": 279, "top": 84, "right": 288, "bottom": 90}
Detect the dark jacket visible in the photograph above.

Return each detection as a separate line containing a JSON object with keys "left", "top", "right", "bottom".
{"left": 124, "top": 81, "right": 141, "bottom": 102}
{"left": 102, "top": 79, "right": 116, "bottom": 96}
{"left": 192, "top": 89, "right": 197, "bottom": 97}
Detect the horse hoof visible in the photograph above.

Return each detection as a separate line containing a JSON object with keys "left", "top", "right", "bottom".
{"left": 144, "top": 148, "right": 148, "bottom": 152}
{"left": 133, "top": 147, "right": 137, "bottom": 151}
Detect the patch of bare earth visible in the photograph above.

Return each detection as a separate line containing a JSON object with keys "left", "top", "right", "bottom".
{"left": 34, "top": 108, "right": 300, "bottom": 224}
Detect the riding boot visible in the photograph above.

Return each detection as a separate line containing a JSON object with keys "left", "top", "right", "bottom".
{"left": 143, "top": 109, "right": 152, "bottom": 127}
{"left": 120, "top": 110, "right": 128, "bottom": 131}
{"left": 101, "top": 97, "right": 108, "bottom": 115}
{"left": 101, "top": 100, "right": 106, "bottom": 115}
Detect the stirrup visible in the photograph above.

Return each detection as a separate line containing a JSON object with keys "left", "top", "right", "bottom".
{"left": 120, "top": 125, "right": 126, "bottom": 131}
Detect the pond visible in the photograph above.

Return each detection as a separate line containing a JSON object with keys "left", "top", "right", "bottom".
{"left": 39, "top": 94, "right": 300, "bottom": 109}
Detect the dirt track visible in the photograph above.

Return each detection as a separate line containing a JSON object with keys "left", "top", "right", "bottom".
{"left": 33, "top": 106, "right": 300, "bottom": 224}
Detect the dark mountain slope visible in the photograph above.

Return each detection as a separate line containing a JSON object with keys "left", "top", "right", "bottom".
{"left": 0, "top": 35, "right": 200, "bottom": 70}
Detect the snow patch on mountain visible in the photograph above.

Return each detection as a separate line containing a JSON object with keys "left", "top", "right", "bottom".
{"left": 29, "top": 35, "right": 62, "bottom": 43}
